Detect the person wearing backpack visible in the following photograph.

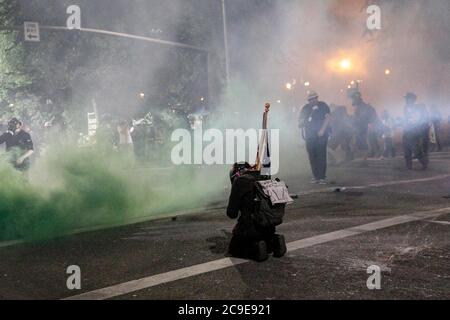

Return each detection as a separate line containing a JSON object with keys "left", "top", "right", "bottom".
{"left": 226, "top": 162, "right": 287, "bottom": 262}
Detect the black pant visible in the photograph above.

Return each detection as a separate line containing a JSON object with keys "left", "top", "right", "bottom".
{"left": 306, "top": 136, "right": 328, "bottom": 180}
{"left": 403, "top": 131, "right": 429, "bottom": 169}
{"left": 382, "top": 137, "right": 396, "bottom": 158}
{"left": 329, "top": 131, "right": 354, "bottom": 162}
{"left": 368, "top": 131, "right": 381, "bottom": 158}
{"left": 229, "top": 232, "right": 275, "bottom": 259}
{"left": 433, "top": 122, "right": 442, "bottom": 151}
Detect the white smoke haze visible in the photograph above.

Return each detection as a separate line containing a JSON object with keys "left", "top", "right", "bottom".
{"left": 224, "top": 0, "right": 450, "bottom": 116}
{"left": 218, "top": 0, "right": 450, "bottom": 177}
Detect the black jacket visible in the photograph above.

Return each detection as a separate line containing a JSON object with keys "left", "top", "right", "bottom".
{"left": 227, "top": 173, "right": 275, "bottom": 238}
{"left": 0, "top": 130, "right": 34, "bottom": 152}
{"left": 299, "top": 101, "right": 331, "bottom": 140}
{"left": 0, "top": 130, "right": 34, "bottom": 170}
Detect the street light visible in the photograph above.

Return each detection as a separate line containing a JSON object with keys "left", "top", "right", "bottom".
{"left": 385, "top": 69, "right": 391, "bottom": 75}
{"left": 286, "top": 83, "right": 293, "bottom": 90}
{"left": 339, "top": 59, "right": 351, "bottom": 71}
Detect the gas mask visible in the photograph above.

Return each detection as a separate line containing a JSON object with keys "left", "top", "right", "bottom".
{"left": 229, "top": 162, "right": 251, "bottom": 184}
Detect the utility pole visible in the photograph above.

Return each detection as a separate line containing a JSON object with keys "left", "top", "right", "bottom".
{"left": 221, "top": 0, "right": 230, "bottom": 87}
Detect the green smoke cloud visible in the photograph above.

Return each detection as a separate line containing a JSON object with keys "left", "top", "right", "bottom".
{"left": 0, "top": 141, "right": 228, "bottom": 242}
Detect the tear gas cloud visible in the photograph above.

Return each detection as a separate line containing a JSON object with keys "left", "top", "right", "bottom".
{"left": 220, "top": 0, "right": 450, "bottom": 177}
{"left": 0, "top": 141, "right": 227, "bottom": 241}
{"left": 224, "top": 0, "right": 450, "bottom": 116}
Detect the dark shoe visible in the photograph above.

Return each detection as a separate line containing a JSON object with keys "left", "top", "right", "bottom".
{"left": 420, "top": 158, "right": 429, "bottom": 170}
{"left": 272, "top": 234, "right": 287, "bottom": 258}
{"left": 406, "top": 160, "right": 413, "bottom": 170}
{"left": 252, "top": 241, "right": 268, "bottom": 262}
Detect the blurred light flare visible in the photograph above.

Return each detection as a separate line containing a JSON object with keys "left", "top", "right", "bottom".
{"left": 339, "top": 59, "right": 351, "bottom": 70}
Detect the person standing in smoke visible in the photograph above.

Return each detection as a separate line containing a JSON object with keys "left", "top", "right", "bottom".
{"left": 429, "top": 104, "right": 443, "bottom": 152}
{"left": 116, "top": 119, "right": 135, "bottom": 165}
{"left": 380, "top": 110, "right": 396, "bottom": 159}
{"left": 350, "top": 91, "right": 379, "bottom": 163}
{"left": 328, "top": 105, "right": 354, "bottom": 165}
{"left": 403, "top": 92, "right": 430, "bottom": 170}
{"left": 0, "top": 118, "right": 34, "bottom": 172}
{"left": 299, "top": 91, "right": 331, "bottom": 184}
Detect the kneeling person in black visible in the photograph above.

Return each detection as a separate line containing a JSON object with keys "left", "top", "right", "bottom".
{"left": 227, "top": 162, "right": 286, "bottom": 262}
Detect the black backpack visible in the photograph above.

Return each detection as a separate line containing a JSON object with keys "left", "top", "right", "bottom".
{"left": 251, "top": 181, "right": 286, "bottom": 228}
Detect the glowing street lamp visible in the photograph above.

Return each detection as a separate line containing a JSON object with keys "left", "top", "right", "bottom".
{"left": 139, "top": 92, "right": 145, "bottom": 99}
{"left": 385, "top": 69, "right": 391, "bottom": 75}
{"left": 339, "top": 59, "right": 351, "bottom": 71}
{"left": 286, "top": 82, "right": 293, "bottom": 90}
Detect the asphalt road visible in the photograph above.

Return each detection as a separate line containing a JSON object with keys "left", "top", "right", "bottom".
{"left": 0, "top": 152, "right": 449, "bottom": 300}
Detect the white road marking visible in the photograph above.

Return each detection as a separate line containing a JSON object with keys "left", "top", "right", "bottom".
{"left": 427, "top": 220, "right": 450, "bottom": 225}
{"left": 65, "top": 257, "right": 247, "bottom": 300}
{"left": 64, "top": 207, "right": 449, "bottom": 300}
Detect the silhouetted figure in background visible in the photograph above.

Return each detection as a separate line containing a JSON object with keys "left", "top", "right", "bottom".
{"left": 403, "top": 93, "right": 430, "bottom": 170}
{"left": 0, "top": 118, "right": 34, "bottom": 172}
{"left": 429, "top": 104, "right": 443, "bottom": 152}
{"left": 116, "top": 119, "right": 135, "bottom": 165}
{"left": 299, "top": 91, "right": 331, "bottom": 184}
{"left": 380, "top": 110, "right": 396, "bottom": 159}
{"left": 351, "top": 91, "right": 379, "bottom": 162}
{"left": 328, "top": 105, "right": 354, "bottom": 165}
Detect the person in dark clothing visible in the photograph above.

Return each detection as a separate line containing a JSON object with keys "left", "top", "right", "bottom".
{"left": 328, "top": 105, "right": 354, "bottom": 165}
{"left": 227, "top": 163, "right": 286, "bottom": 262}
{"left": 403, "top": 93, "right": 430, "bottom": 170}
{"left": 351, "top": 91, "right": 379, "bottom": 161}
{"left": 299, "top": 91, "right": 331, "bottom": 184}
{"left": 380, "top": 110, "right": 396, "bottom": 159}
{"left": 0, "top": 118, "right": 34, "bottom": 171}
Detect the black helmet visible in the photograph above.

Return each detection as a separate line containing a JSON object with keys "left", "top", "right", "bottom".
{"left": 404, "top": 92, "right": 417, "bottom": 101}
{"left": 351, "top": 91, "right": 361, "bottom": 99}
{"left": 7, "top": 118, "right": 21, "bottom": 131}
{"left": 229, "top": 162, "right": 251, "bottom": 184}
